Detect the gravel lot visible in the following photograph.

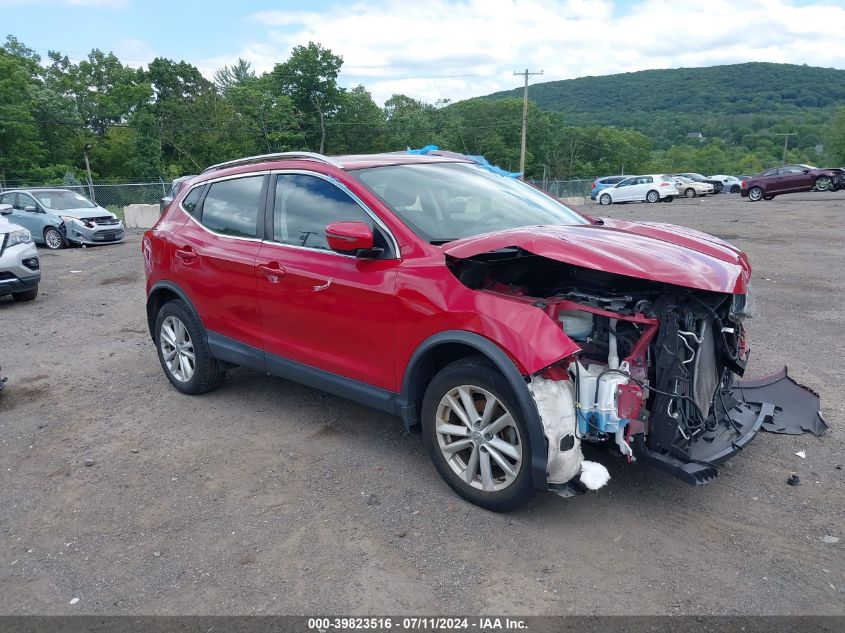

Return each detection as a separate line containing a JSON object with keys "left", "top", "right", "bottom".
{"left": 0, "top": 192, "right": 842, "bottom": 616}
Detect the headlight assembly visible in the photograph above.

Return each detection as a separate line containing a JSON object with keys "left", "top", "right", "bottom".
{"left": 6, "top": 229, "right": 32, "bottom": 247}
{"left": 730, "top": 284, "right": 756, "bottom": 321}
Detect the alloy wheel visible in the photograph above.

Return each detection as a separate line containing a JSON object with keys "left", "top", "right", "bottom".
{"left": 816, "top": 176, "right": 833, "bottom": 191}
{"left": 647, "top": 190, "right": 659, "bottom": 202}
{"left": 159, "top": 315, "right": 195, "bottom": 382}
{"left": 748, "top": 187, "right": 763, "bottom": 201}
{"left": 435, "top": 385, "right": 522, "bottom": 492}
{"left": 44, "top": 228, "right": 63, "bottom": 250}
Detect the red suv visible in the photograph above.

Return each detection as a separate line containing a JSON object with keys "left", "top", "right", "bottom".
{"left": 144, "top": 151, "right": 761, "bottom": 511}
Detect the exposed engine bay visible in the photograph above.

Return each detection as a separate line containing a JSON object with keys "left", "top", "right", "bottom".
{"left": 448, "top": 247, "right": 822, "bottom": 491}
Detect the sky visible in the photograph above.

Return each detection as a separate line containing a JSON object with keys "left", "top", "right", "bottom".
{"left": 4, "top": 0, "right": 845, "bottom": 104}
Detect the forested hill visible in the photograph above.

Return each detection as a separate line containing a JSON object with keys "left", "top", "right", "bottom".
{"left": 485, "top": 62, "right": 845, "bottom": 147}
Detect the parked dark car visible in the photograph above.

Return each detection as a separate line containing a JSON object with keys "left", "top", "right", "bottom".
{"left": 741, "top": 164, "right": 844, "bottom": 201}
{"left": 673, "top": 173, "right": 724, "bottom": 193}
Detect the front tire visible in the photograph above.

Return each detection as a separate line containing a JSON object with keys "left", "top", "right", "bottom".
{"left": 684, "top": 187, "right": 695, "bottom": 198}
{"left": 43, "top": 227, "right": 65, "bottom": 250}
{"left": 154, "top": 300, "right": 225, "bottom": 395}
{"left": 815, "top": 176, "right": 833, "bottom": 191}
{"left": 646, "top": 190, "right": 660, "bottom": 203}
{"left": 748, "top": 186, "right": 764, "bottom": 202}
{"left": 11, "top": 285, "right": 38, "bottom": 302}
{"left": 730, "top": 184, "right": 741, "bottom": 194}
{"left": 421, "top": 357, "right": 534, "bottom": 512}
{"left": 599, "top": 193, "right": 612, "bottom": 206}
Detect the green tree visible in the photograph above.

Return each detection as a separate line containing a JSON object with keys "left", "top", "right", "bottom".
{"left": 271, "top": 42, "right": 343, "bottom": 153}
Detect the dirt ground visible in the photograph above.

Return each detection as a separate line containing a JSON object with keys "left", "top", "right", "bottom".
{"left": 0, "top": 191, "right": 843, "bottom": 616}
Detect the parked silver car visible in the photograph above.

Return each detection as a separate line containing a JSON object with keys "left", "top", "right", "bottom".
{"left": 0, "top": 189, "right": 124, "bottom": 249}
{"left": 0, "top": 203, "right": 40, "bottom": 301}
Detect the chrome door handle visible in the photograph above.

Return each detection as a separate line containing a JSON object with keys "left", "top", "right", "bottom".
{"left": 313, "top": 279, "right": 332, "bottom": 292}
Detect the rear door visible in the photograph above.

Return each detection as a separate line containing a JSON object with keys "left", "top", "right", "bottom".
{"left": 170, "top": 174, "right": 267, "bottom": 353}
{"left": 255, "top": 172, "right": 399, "bottom": 391}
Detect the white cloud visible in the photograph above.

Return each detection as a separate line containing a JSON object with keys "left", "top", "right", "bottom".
{"left": 201, "top": 0, "right": 845, "bottom": 104}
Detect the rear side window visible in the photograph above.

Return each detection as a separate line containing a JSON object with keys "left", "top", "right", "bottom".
{"left": 200, "top": 176, "right": 264, "bottom": 238}
{"left": 181, "top": 186, "right": 204, "bottom": 217}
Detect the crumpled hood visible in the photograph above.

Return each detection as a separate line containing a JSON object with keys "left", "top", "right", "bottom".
{"left": 55, "top": 207, "right": 113, "bottom": 220}
{"left": 442, "top": 219, "right": 751, "bottom": 294}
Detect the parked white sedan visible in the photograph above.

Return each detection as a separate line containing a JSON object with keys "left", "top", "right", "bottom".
{"left": 596, "top": 174, "right": 678, "bottom": 205}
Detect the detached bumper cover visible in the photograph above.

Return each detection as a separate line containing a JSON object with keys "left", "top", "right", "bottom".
{"left": 637, "top": 367, "right": 825, "bottom": 485}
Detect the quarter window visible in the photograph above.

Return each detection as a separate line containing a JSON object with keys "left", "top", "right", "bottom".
{"left": 199, "top": 176, "right": 263, "bottom": 238}
{"left": 181, "top": 185, "right": 204, "bottom": 217}
{"left": 273, "top": 174, "right": 376, "bottom": 251}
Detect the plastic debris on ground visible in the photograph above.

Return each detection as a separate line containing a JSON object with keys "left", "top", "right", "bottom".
{"left": 731, "top": 367, "right": 827, "bottom": 436}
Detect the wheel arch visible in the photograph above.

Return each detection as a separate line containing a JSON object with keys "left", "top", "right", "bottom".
{"left": 398, "top": 330, "right": 548, "bottom": 491}
{"left": 146, "top": 281, "right": 203, "bottom": 341}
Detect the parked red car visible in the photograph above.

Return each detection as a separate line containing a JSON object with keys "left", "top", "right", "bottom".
{"left": 741, "top": 164, "right": 843, "bottom": 201}
{"left": 144, "top": 151, "right": 762, "bottom": 511}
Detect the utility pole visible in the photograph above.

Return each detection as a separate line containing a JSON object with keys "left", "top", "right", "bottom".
{"left": 83, "top": 143, "right": 96, "bottom": 203}
{"left": 775, "top": 132, "right": 797, "bottom": 162}
{"left": 514, "top": 68, "right": 543, "bottom": 176}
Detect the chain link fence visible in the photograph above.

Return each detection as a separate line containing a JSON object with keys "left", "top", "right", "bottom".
{"left": 0, "top": 181, "right": 169, "bottom": 215}
{"left": 528, "top": 179, "right": 594, "bottom": 199}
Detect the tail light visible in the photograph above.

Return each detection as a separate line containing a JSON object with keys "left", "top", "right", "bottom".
{"left": 741, "top": 180, "right": 746, "bottom": 188}
{"left": 591, "top": 181, "right": 596, "bottom": 188}
{"left": 660, "top": 182, "right": 670, "bottom": 186}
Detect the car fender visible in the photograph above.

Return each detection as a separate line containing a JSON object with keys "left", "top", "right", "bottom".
{"left": 145, "top": 280, "right": 203, "bottom": 340}
{"left": 399, "top": 330, "right": 551, "bottom": 491}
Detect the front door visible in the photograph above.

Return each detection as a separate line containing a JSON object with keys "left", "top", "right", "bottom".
{"left": 612, "top": 177, "right": 638, "bottom": 202}
{"left": 256, "top": 172, "right": 399, "bottom": 391}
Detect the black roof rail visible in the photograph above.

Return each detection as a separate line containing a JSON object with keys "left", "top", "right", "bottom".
{"left": 201, "top": 152, "right": 343, "bottom": 174}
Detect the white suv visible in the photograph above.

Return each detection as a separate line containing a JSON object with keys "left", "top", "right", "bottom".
{"left": 0, "top": 203, "right": 40, "bottom": 302}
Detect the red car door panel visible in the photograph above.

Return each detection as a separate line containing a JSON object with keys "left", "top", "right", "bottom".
{"left": 170, "top": 175, "right": 265, "bottom": 350}
{"left": 256, "top": 243, "right": 398, "bottom": 390}
{"left": 256, "top": 172, "right": 399, "bottom": 391}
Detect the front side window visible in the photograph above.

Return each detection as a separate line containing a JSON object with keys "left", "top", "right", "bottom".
{"left": 273, "top": 174, "right": 376, "bottom": 251}
{"left": 200, "top": 176, "right": 263, "bottom": 238}
{"left": 616, "top": 177, "right": 636, "bottom": 187}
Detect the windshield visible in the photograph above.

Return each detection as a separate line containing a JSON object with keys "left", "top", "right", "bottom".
{"left": 32, "top": 190, "right": 96, "bottom": 210}
{"left": 352, "top": 162, "right": 588, "bottom": 243}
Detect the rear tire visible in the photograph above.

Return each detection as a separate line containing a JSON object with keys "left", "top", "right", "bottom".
{"left": 421, "top": 356, "right": 534, "bottom": 512}
{"left": 748, "top": 186, "right": 764, "bottom": 202}
{"left": 684, "top": 188, "right": 695, "bottom": 198}
{"left": 11, "top": 285, "right": 38, "bottom": 302}
{"left": 646, "top": 190, "right": 660, "bottom": 203}
{"left": 154, "top": 299, "right": 225, "bottom": 395}
{"left": 43, "top": 227, "right": 65, "bottom": 250}
{"left": 599, "top": 193, "right": 612, "bottom": 206}
{"left": 730, "top": 185, "right": 741, "bottom": 194}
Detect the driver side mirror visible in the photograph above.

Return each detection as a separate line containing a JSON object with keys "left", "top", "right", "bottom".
{"left": 24, "top": 205, "right": 38, "bottom": 213}
{"left": 0, "top": 203, "right": 12, "bottom": 216}
{"left": 325, "top": 221, "right": 381, "bottom": 258}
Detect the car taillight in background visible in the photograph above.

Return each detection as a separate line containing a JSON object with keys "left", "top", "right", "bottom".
{"left": 741, "top": 180, "right": 746, "bottom": 188}
{"left": 660, "top": 182, "right": 670, "bottom": 187}
{"left": 591, "top": 181, "right": 596, "bottom": 189}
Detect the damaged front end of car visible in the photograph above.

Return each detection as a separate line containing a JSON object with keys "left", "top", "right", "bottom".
{"left": 444, "top": 222, "right": 824, "bottom": 495}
